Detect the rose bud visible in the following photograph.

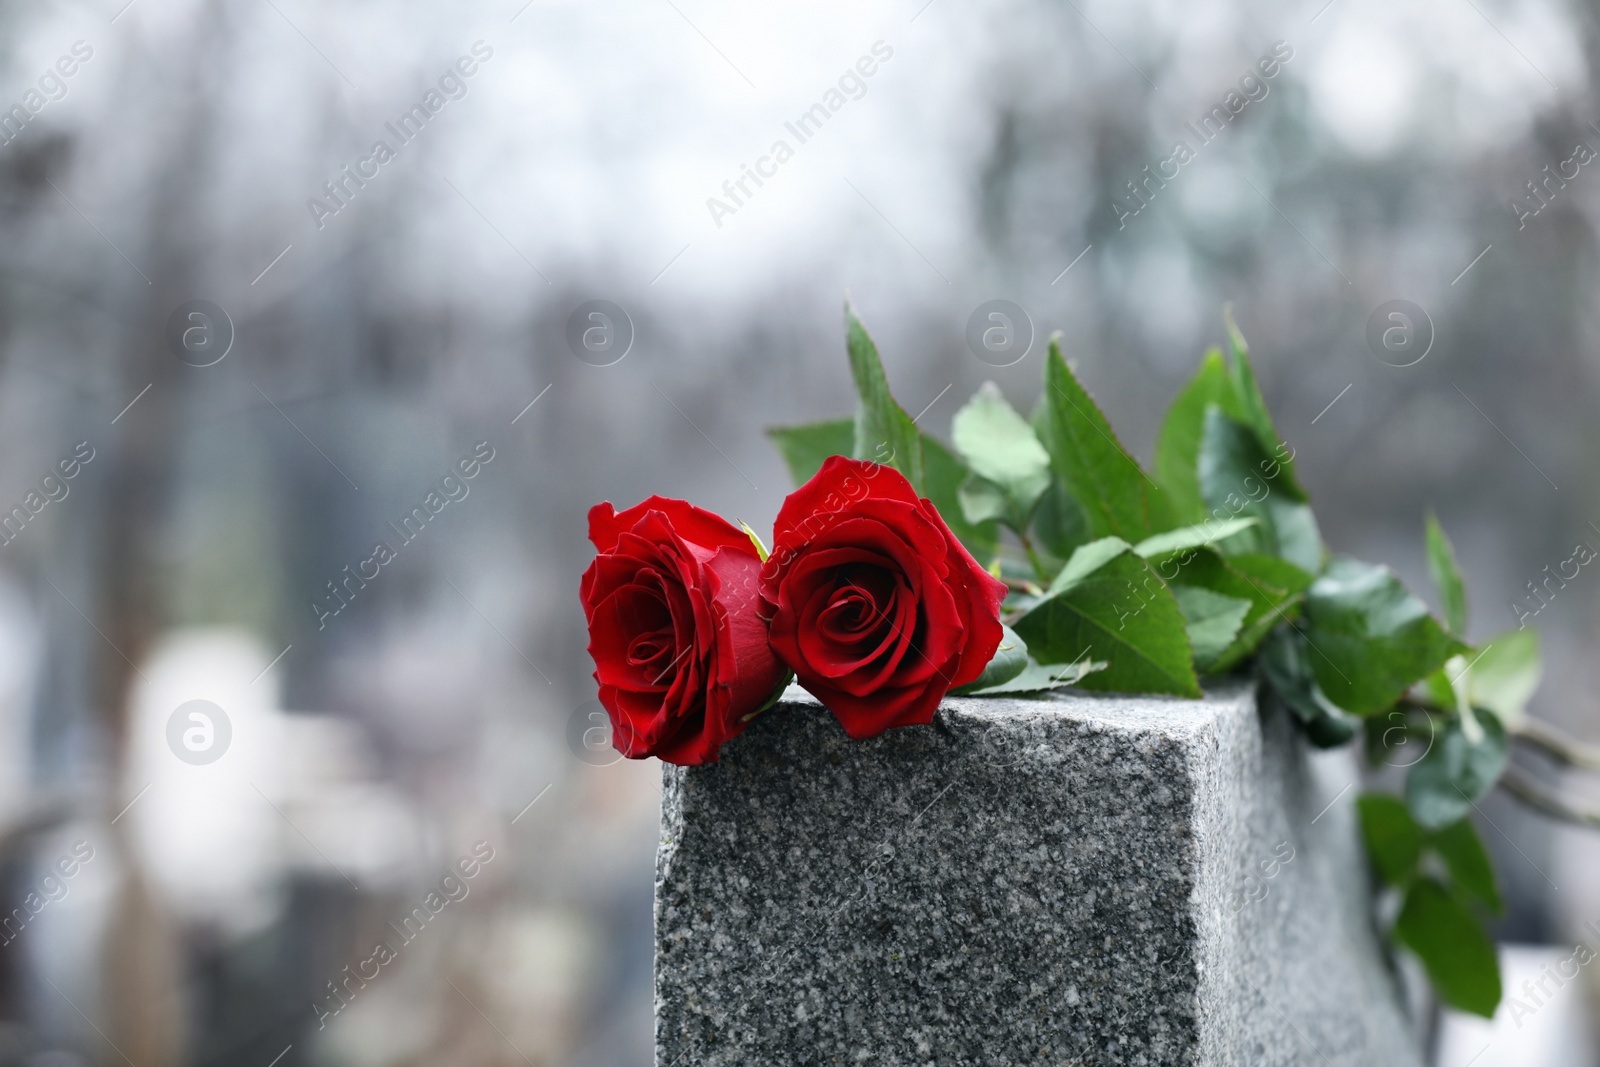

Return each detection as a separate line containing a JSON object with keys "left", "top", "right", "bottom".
{"left": 581, "top": 497, "right": 787, "bottom": 765}
{"left": 760, "top": 456, "right": 1007, "bottom": 739}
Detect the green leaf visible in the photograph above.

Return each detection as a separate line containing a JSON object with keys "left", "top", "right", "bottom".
{"left": 1431, "top": 818, "right": 1503, "bottom": 914}
{"left": 1162, "top": 550, "right": 1309, "bottom": 672}
{"left": 956, "top": 475, "right": 1011, "bottom": 526}
{"left": 922, "top": 433, "right": 999, "bottom": 563}
{"left": 1014, "top": 537, "right": 1201, "bottom": 698}
{"left": 951, "top": 382, "right": 1052, "bottom": 520}
{"left": 845, "top": 303, "right": 924, "bottom": 491}
{"left": 767, "top": 418, "right": 855, "bottom": 487}
{"left": 1172, "top": 585, "right": 1251, "bottom": 671}
{"left": 1133, "top": 517, "right": 1260, "bottom": 560}
{"left": 1406, "top": 712, "right": 1509, "bottom": 830}
{"left": 1043, "top": 535, "right": 1132, "bottom": 593}
{"left": 1257, "top": 626, "right": 1359, "bottom": 747}
{"left": 1425, "top": 512, "right": 1469, "bottom": 637}
{"left": 1196, "top": 408, "right": 1321, "bottom": 572}
{"left": 961, "top": 655, "right": 1106, "bottom": 695}
{"left": 1156, "top": 321, "right": 1305, "bottom": 524}
{"left": 1221, "top": 311, "right": 1307, "bottom": 500}
{"left": 1356, "top": 793, "right": 1423, "bottom": 887}
{"left": 1301, "top": 557, "right": 1468, "bottom": 717}
{"left": 1039, "top": 337, "right": 1174, "bottom": 542}
{"left": 1225, "top": 553, "right": 1315, "bottom": 596}
{"left": 1466, "top": 630, "right": 1541, "bottom": 728}
{"left": 1394, "top": 878, "right": 1502, "bottom": 1017}
{"left": 1031, "top": 478, "right": 1091, "bottom": 562}
{"left": 1155, "top": 348, "right": 1232, "bottom": 524}
{"left": 1421, "top": 665, "right": 1459, "bottom": 714}
{"left": 951, "top": 624, "right": 1030, "bottom": 694}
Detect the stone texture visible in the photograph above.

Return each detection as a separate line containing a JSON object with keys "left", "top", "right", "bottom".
{"left": 655, "top": 683, "right": 1425, "bottom": 1067}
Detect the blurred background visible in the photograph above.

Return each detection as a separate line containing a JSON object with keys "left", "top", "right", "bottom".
{"left": 0, "top": 0, "right": 1594, "bottom": 1062}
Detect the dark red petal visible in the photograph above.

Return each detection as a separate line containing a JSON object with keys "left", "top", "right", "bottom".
{"left": 805, "top": 675, "right": 944, "bottom": 739}
{"left": 704, "top": 547, "right": 787, "bottom": 718}
{"left": 591, "top": 496, "right": 757, "bottom": 558}
{"left": 770, "top": 457, "right": 922, "bottom": 550}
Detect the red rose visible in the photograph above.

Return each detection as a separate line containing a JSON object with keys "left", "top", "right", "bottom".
{"left": 759, "top": 457, "right": 1007, "bottom": 739}
{"left": 581, "top": 497, "right": 787, "bottom": 765}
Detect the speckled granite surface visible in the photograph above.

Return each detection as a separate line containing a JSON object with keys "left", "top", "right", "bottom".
{"left": 655, "top": 684, "right": 1424, "bottom": 1066}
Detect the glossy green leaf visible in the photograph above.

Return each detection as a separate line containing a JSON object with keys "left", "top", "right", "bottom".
{"left": 1133, "top": 517, "right": 1260, "bottom": 560}
{"left": 1221, "top": 312, "right": 1307, "bottom": 500}
{"left": 951, "top": 382, "right": 1052, "bottom": 520}
{"left": 1160, "top": 549, "right": 1309, "bottom": 672}
{"left": 1466, "top": 630, "right": 1541, "bottom": 728}
{"left": 1196, "top": 408, "right": 1321, "bottom": 572}
{"left": 1030, "top": 478, "right": 1091, "bottom": 563}
{"left": 767, "top": 418, "right": 854, "bottom": 486}
{"left": 1039, "top": 338, "right": 1174, "bottom": 542}
{"left": 1257, "top": 625, "right": 1359, "bottom": 747}
{"left": 961, "top": 655, "right": 1106, "bottom": 695}
{"left": 956, "top": 475, "right": 1011, "bottom": 526}
{"left": 1301, "top": 557, "right": 1468, "bottom": 717}
{"left": 951, "top": 624, "right": 1030, "bottom": 694}
{"left": 845, "top": 303, "right": 924, "bottom": 491}
{"left": 1356, "top": 793, "right": 1423, "bottom": 887}
{"left": 1425, "top": 512, "right": 1469, "bottom": 637}
{"left": 1224, "top": 552, "right": 1316, "bottom": 595}
{"left": 1432, "top": 818, "right": 1503, "bottom": 914}
{"left": 1173, "top": 585, "right": 1251, "bottom": 671}
{"left": 922, "top": 433, "right": 999, "bottom": 563}
{"left": 1043, "top": 536, "right": 1132, "bottom": 593}
{"left": 1421, "top": 665, "right": 1459, "bottom": 714}
{"left": 1155, "top": 348, "right": 1232, "bottom": 523}
{"left": 1014, "top": 537, "right": 1200, "bottom": 698}
{"left": 1394, "top": 878, "right": 1502, "bottom": 1017}
{"left": 1406, "top": 712, "right": 1509, "bottom": 830}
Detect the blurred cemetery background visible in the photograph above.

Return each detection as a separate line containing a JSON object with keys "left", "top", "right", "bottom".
{"left": 0, "top": 0, "right": 1597, "bottom": 1062}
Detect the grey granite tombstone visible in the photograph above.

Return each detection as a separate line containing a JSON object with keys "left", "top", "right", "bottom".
{"left": 654, "top": 683, "right": 1425, "bottom": 1066}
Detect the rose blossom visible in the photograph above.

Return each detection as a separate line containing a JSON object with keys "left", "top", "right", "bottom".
{"left": 759, "top": 456, "right": 1006, "bottom": 738}
{"left": 581, "top": 497, "right": 786, "bottom": 765}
